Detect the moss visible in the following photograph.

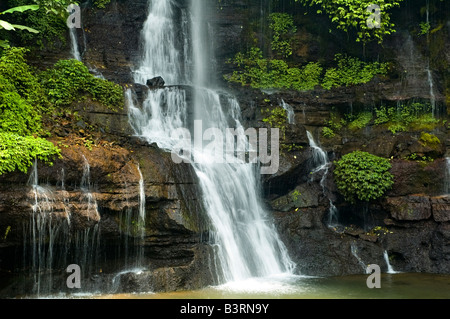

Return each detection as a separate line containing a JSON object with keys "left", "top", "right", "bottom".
{"left": 419, "top": 132, "right": 441, "bottom": 149}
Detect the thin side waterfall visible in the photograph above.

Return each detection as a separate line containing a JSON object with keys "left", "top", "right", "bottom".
{"left": 136, "top": 164, "right": 146, "bottom": 267}
{"left": 384, "top": 250, "right": 397, "bottom": 274}
{"left": 80, "top": 155, "right": 100, "bottom": 221}
{"left": 69, "top": 28, "right": 81, "bottom": 61}
{"left": 425, "top": 0, "right": 436, "bottom": 116}
{"left": 306, "top": 131, "right": 338, "bottom": 226}
{"left": 281, "top": 99, "right": 295, "bottom": 125}
{"left": 351, "top": 242, "right": 369, "bottom": 274}
{"left": 445, "top": 157, "right": 450, "bottom": 194}
{"left": 128, "top": 0, "right": 295, "bottom": 284}
{"left": 25, "top": 161, "right": 71, "bottom": 296}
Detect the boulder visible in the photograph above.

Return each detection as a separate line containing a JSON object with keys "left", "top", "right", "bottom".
{"left": 146, "top": 76, "right": 165, "bottom": 88}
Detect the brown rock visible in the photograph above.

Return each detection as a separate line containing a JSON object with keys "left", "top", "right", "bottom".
{"left": 431, "top": 195, "right": 450, "bottom": 222}
{"left": 384, "top": 195, "right": 432, "bottom": 221}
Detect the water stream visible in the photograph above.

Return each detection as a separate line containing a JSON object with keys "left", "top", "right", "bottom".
{"left": 128, "top": 0, "right": 295, "bottom": 284}
{"left": 306, "top": 131, "right": 339, "bottom": 227}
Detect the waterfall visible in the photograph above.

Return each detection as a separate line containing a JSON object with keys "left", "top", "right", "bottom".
{"left": 129, "top": 0, "right": 295, "bottom": 283}
{"left": 351, "top": 242, "right": 369, "bottom": 274}
{"left": 133, "top": 0, "right": 187, "bottom": 85}
{"left": 25, "top": 161, "right": 71, "bottom": 296}
{"left": 80, "top": 156, "right": 100, "bottom": 221}
{"left": 383, "top": 250, "right": 397, "bottom": 274}
{"left": 281, "top": 99, "right": 295, "bottom": 125}
{"left": 306, "top": 131, "right": 339, "bottom": 226}
{"left": 445, "top": 157, "right": 450, "bottom": 194}
{"left": 69, "top": 28, "right": 81, "bottom": 61}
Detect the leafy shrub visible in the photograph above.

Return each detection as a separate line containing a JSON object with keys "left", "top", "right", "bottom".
{"left": 0, "top": 46, "right": 48, "bottom": 112}
{"left": 374, "top": 102, "right": 440, "bottom": 134}
{"left": 322, "top": 54, "right": 389, "bottom": 89}
{"left": 348, "top": 111, "right": 373, "bottom": 130}
{"left": 5, "top": 0, "right": 70, "bottom": 48}
{"left": 0, "top": 132, "right": 60, "bottom": 174}
{"left": 41, "top": 59, "right": 124, "bottom": 110}
{"left": 333, "top": 151, "right": 394, "bottom": 204}
{"left": 322, "top": 126, "right": 335, "bottom": 138}
{"left": 268, "top": 13, "right": 297, "bottom": 58}
{"left": 294, "top": 0, "right": 404, "bottom": 44}
{"left": 227, "top": 47, "right": 322, "bottom": 91}
{"left": 262, "top": 106, "right": 288, "bottom": 139}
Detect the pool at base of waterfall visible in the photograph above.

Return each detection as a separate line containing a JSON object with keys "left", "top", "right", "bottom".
{"left": 32, "top": 273, "right": 450, "bottom": 299}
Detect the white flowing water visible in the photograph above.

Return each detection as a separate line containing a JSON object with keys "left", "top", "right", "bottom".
{"left": 133, "top": 0, "right": 188, "bottom": 85}
{"left": 306, "top": 131, "right": 338, "bottom": 226}
{"left": 128, "top": 0, "right": 295, "bottom": 284}
{"left": 351, "top": 242, "right": 369, "bottom": 274}
{"left": 69, "top": 28, "right": 81, "bottom": 61}
{"left": 25, "top": 161, "right": 71, "bottom": 296}
{"left": 445, "top": 157, "right": 450, "bottom": 194}
{"left": 281, "top": 99, "right": 295, "bottom": 125}
{"left": 384, "top": 250, "right": 398, "bottom": 274}
{"left": 80, "top": 155, "right": 100, "bottom": 221}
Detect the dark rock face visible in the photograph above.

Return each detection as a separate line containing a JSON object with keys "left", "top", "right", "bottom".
{"left": 0, "top": 135, "right": 213, "bottom": 296}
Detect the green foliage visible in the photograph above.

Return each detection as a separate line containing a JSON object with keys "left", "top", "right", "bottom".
{"left": 0, "top": 132, "right": 60, "bottom": 174}
{"left": 0, "top": 47, "right": 47, "bottom": 135}
{"left": 333, "top": 151, "right": 394, "bottom": 204}
{"left": 92, "top": 0, "right": 112, "bottom": 9}
{"left": 405, "top": 152, "right": 434, "bottom": 163}
{"left": 374, "top": 102, "right": 440, "bottom": 134}
{"left": 227, "top": 47, "right": 322, "bottom": 91}
{"left": 295, "top": 0, "right": 404, "bottom": 43}
{"left": 291, "top": 189, "right": 301, "bottom": 202}
{"left": 322, "top": 126, "right": 335, "bottom": 138}
{"left": 419, "top": 21, "right": 431, "bottom": 35}
{"left": 41, "top": 59, "right": 124, "bottom": 110}
{"left": 0, "top": 4, "right": 39, "bottom": 48}
{"left": 419, "top": 132, "right": 440, "bottom": 149}
{"left": 228, "top": 50, "right": 386, "bottom": 91}
{"left": 268, "top": 13, "right": 297, "bottom": 58}
{"left": 322, "top": 54, "right": 389, "bottom": 89}
{"left": 0, "top": 47, "right": 60, "bottom": 175}
{"left": 0, "top": 46, "right": 48, "bottom": 112}
{"left": 5, "top": 0, "right": 73, "bottom": 48}
{"left": 262, "top": 106, "right": 288, "bottom": 139}
{"left": 348, "top": 111, "right": 372, "bottom": 130}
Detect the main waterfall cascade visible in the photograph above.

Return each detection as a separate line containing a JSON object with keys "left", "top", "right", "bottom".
{"left": 128, "top": 0, "right": 296, "bottom": 284}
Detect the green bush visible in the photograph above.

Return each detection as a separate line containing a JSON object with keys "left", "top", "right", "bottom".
{"left": 333, "top": 151, "right": 394, "bottom": 204}
{"left": 262, "top": 106, "right": 288, "bottom": 139}
{"left": 348, "top": 111, "right": 373, "bottom": 130}
{"left": 41, "top": 59, "right": 124, "bottom": 110}
{"left": 0, "top": 132, "right": 61, "bottom": 174}
{"left": 374, "top": 102, "right": 440, "bottom": 134}
{"left": 6, "top": 0, "right": 69, "bottom": 49}
{"left": 322, "top": 54, "right": 389, "bottom": 89}
{"left": 0, "top": 46, "right": 48, "bottom": 112}
{"left": 268, "top": 13, "right": 297, "bottom": 58}
{"left": 227, "top": 47, "right": 322, "bottom": 91}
